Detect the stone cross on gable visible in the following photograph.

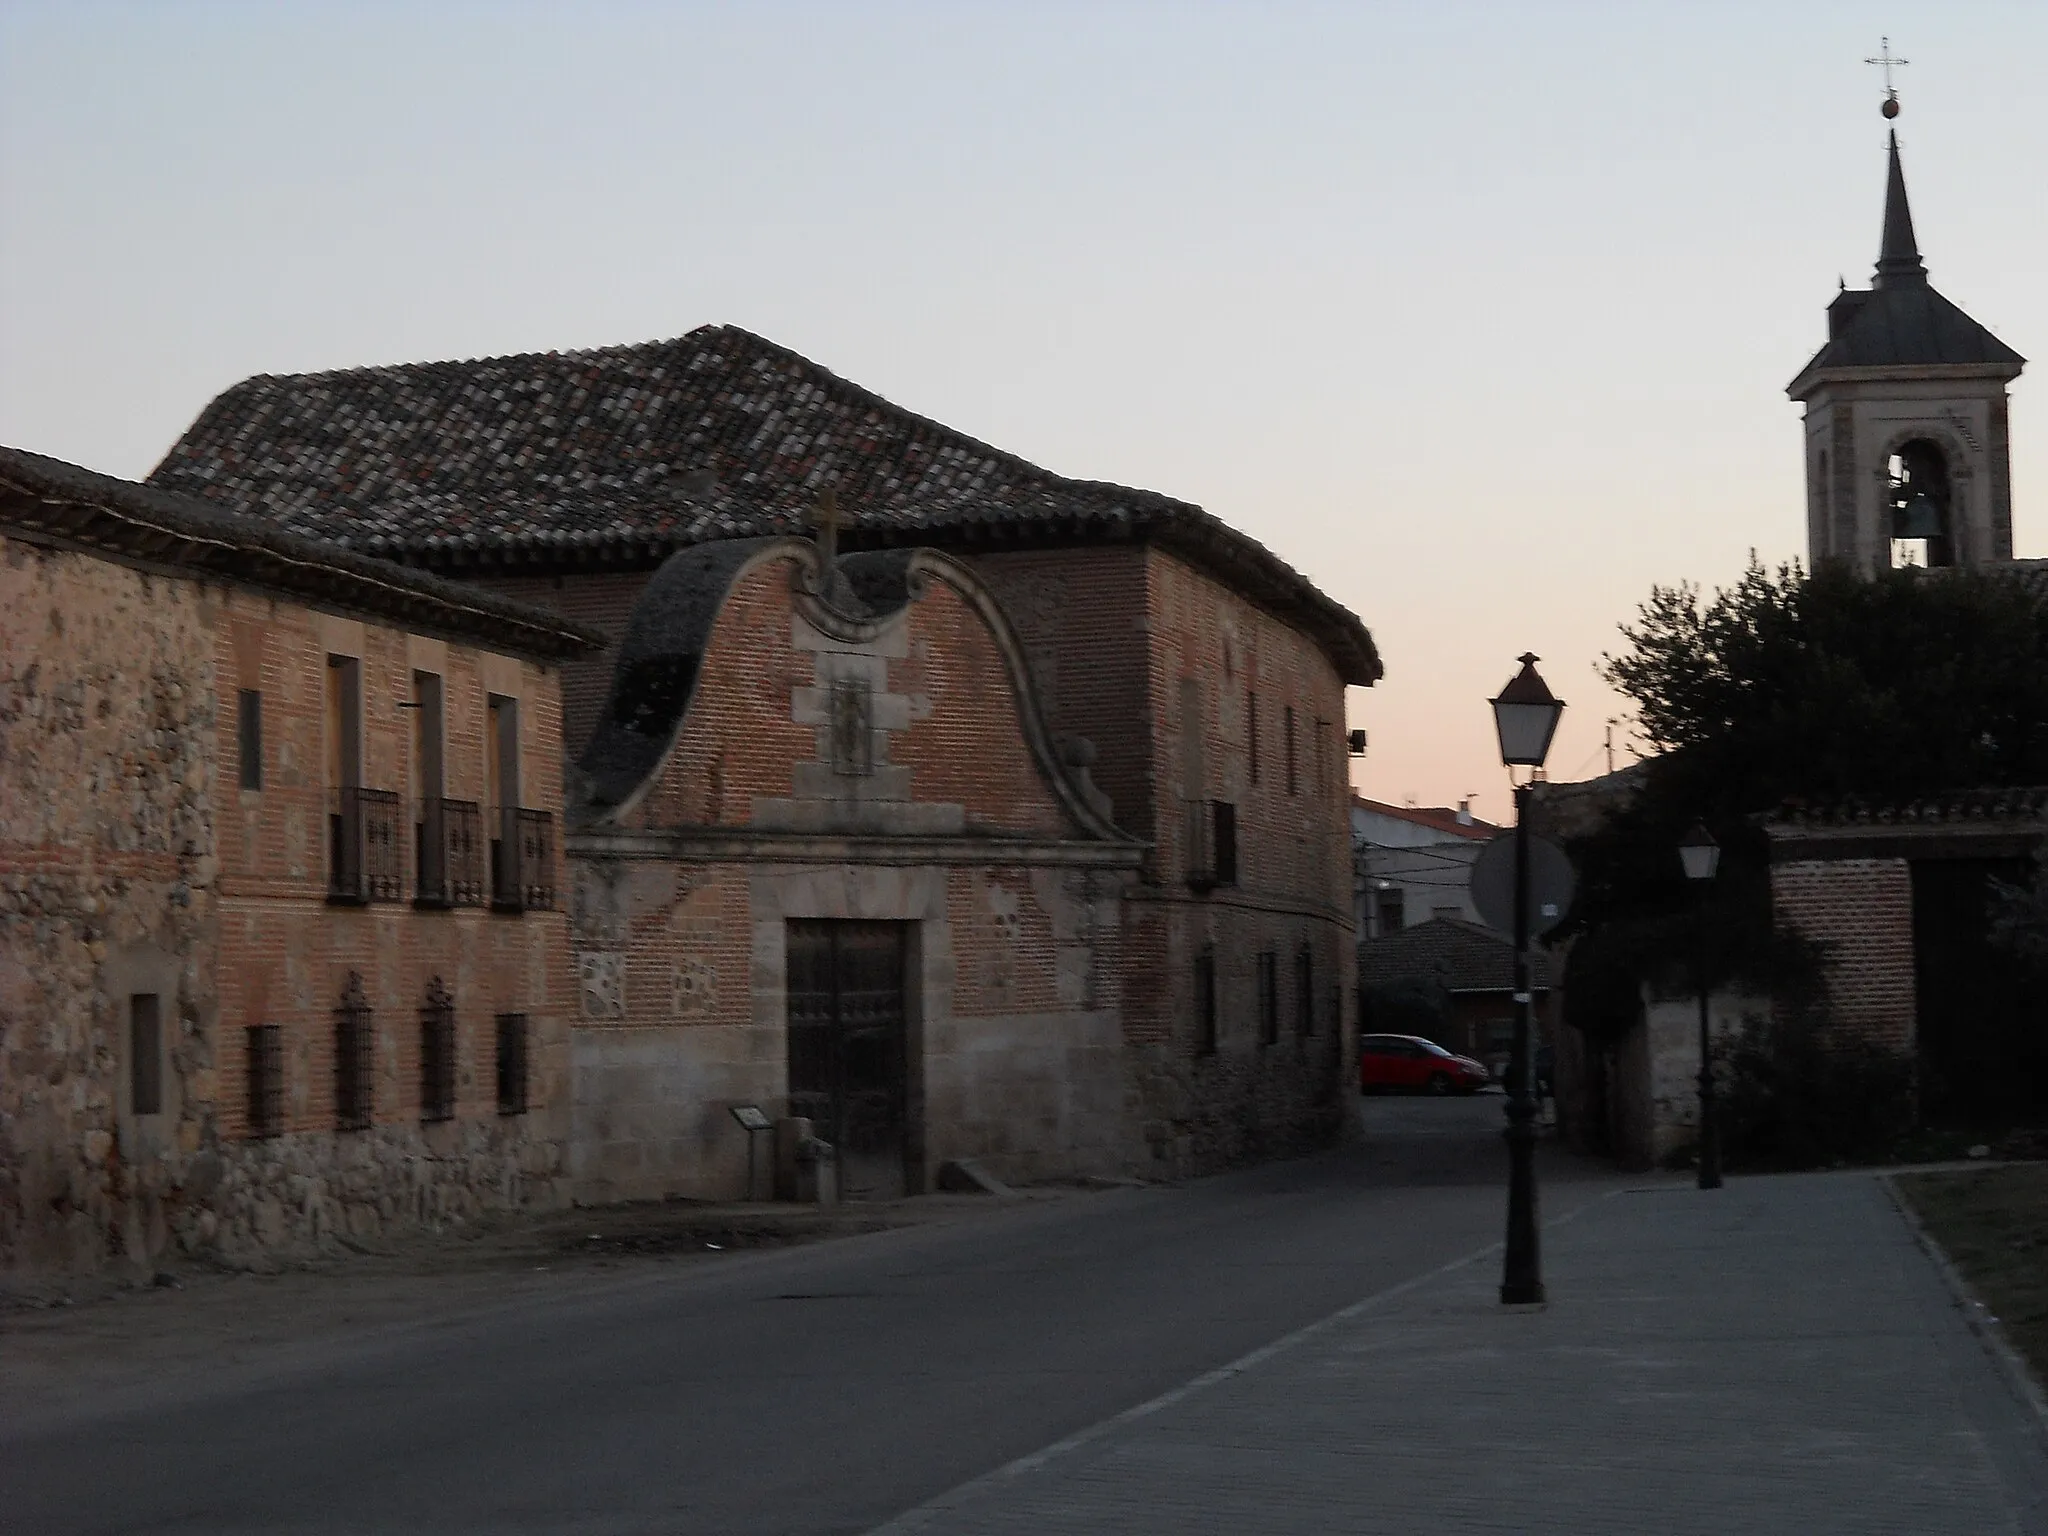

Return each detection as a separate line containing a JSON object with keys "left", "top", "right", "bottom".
{"left": 809, "top": 488, "right": 841, "bottom": 565}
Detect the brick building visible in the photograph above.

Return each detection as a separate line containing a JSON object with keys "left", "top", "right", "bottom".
{"left": 567, "top": 534, "right": 1141, "bottom": 1198}
{"left": 0, "top": 447, "right": 597, "bottom": 1275}
{"left": 149, "top": 326, "right": 1382, "bottom": 1183}
{"left": 1766, "top": 791, "right": 2048, "bottom": 1122}
{"left": 1356, "top": 916, "right": 1553, "bottom": 1079}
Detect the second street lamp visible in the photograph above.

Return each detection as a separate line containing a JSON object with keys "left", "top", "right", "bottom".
{"left": 1489, "top": 653, "right": 1564, "bottom": 1306}
{"left": 1679, "top": 823, "right": 1724, "bottom": 1191}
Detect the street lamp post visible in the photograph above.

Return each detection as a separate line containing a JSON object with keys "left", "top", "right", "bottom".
{"left": 1489, "top": 653, "right": 1565, "bottom": 1306}
{"left": 1679, "top": 824, "right": 1723, "bottom": 1191}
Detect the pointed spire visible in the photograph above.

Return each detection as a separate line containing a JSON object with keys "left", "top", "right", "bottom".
{"left": 1875, "top": 129, "right": 1928, "bottom": 288}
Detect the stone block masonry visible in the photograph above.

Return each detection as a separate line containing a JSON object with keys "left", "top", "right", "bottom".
{"left": 0, "top": 516, "right": 586, "bottom": 1279}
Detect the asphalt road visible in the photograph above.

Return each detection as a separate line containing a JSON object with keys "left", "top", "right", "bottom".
{"left": 1, "top": 1095, "right": 1621, "bottom": 1536}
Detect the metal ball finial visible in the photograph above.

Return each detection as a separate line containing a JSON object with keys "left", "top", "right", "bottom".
{"left": 1882, "top": 95, "right": 1900, "bottom": 119}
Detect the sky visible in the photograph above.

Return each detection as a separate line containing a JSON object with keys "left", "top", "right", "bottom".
{"left": 4, "top": 2, "right": 2045, "bottom": 823}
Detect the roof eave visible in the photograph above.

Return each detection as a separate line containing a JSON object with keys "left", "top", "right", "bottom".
{"left": 1788, "top": 356, "right": 2027, "bottom": 400}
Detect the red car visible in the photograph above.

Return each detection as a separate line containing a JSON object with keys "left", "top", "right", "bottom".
{"left": 1359, "top": 1033, "right": 1493, "bottom": 1095}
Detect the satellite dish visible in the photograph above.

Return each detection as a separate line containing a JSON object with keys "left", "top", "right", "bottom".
{"left": 1470, "top": 832, "right": 1576, "bottom": 940}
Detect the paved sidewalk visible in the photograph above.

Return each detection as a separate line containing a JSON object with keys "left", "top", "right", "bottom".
{"left": 873, "top": 1173, "right": 2048, "bottom": 1535}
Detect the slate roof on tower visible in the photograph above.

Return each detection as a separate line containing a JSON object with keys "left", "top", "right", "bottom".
{"left": 1790, "top": 131, "right": 2025, "bottom": 394}
{"left": 150, "top": 325, "right": 1381, "bottom": 683}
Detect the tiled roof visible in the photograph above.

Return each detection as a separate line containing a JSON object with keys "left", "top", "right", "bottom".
{"left": 0, "top": 446, "right": 602, "bottom": 662}
{"left": 1357, "top": 916, "right": 1553, "bottom": 993}
{"left": 1765, "top": 786, "right": 2048, "bottom": 829}
{"left": 1790, "top": 283, "right": 2026, "bottom": 390}
{"left": 149, "top": 325, "right": 1381, "bottom": 683}
{"left": 1352, "top": 796, "right": 1497, "bottom": 840}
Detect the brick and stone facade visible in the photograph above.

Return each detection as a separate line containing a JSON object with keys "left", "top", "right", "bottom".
{"left": 565, "top": 539, "right": 1143, "bottom": 1199}
{"left": 0, "top": 449, "right": 596, "bottom": 1277}
{"left": 145, "top": 325, "right": 1382, "bottom": 1185}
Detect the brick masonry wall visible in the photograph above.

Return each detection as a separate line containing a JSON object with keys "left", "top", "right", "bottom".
{"left": 1770, "top": 857, "right": 1916, "bottom": 1054}
{"left": 0, "top": 533, "right": 576, "bottom": 1278}
{"left": 622, "top": 559, "right": 813, "bottom": 830}
{"left": 967, "top": 547, "right": 1155, "bottom": 841}
{"left": 1122, "top": 548, "right": 1358, "bottom": 1176}
{"left": 468, "top": 569, "right": 653, "bottom": 764}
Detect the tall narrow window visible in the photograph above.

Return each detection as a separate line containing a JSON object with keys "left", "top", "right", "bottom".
{"left": 1284, "top": 705, "right": 1298, "bottom": 796}
{"left": 334, "top": 972, "right": 374, "bottom": 1131}
{"left": 1194, "top": 944, "right": 1217, "bottom": 1057}
{"left": 326, "top": 655, "right": 363, "bottom": 900}
{"left": 1257, "top": 951, "right": 1278, "bottom": 1046}
{"left": 237, "top": 689, "right": 264, "bottom": 790}
{"left": 1295, "top": 945, "right": 1315, "bottom": 1037}
{"left": 413, "top": 671, "right": 447, "bottom": 904}
{"left": 496, "top": 1013, "right": 530, "bottom": 1116}
{"left": 420, "top": 977, "right": 456, "bottom": 1122}
{"left": 1246, "top": 690, "right": 1259, "bottom": 785}
{"left": 1212, "top": 801, "right": 1238, "bottom": 887}
{"left": 130, "top": 993, "right": 162, "bottom": 1116}
{"left": 246, "top": 1023, "right": 283, "bottom": 1137}
{"left": 488, "top": 694, "right": 523, "bottom": 908}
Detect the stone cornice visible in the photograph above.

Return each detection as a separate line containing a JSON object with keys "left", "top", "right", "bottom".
{"left": 567, "top": 827, "right": 1145, "bottom": 868}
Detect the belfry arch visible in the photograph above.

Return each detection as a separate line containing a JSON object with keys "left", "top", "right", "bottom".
{"left": 1884, "top": 436, "right": 1956, "bottom": 568}
{"left": 1787, "top": 98, "right": 2024, "bottom": 575}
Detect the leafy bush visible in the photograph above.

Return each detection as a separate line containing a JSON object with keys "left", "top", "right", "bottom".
{"left": 1718, "top": 1012, "right": 1917, "bottom": 1169}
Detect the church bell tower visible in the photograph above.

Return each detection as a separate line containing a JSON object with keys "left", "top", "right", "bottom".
{"left": 1788, "top": 75, "right": 2025, "bottom": 573}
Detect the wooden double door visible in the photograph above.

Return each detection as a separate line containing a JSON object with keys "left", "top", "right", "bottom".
{"left": 786, "top": 920, "right": 911, "bottom": 1199}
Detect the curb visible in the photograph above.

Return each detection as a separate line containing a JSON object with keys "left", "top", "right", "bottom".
{"left": 1882, "top": 1171, "right": 2048, "bottom": 1444}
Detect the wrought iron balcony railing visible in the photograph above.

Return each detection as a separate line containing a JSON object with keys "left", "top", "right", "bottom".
{"left": 490, "top": 806, "right": 556, "bottom": 913}
{"left": 327, "top": 787, "right": 404, "bottom": 904}
{"left": 414, "top": 797, "right": 486, "bottom": 908}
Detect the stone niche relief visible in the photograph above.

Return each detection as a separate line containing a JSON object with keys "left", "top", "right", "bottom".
{"left": 982, "top": 874, "right": 1026, "bottom": 1008}
{"left": 830, "top": 676, "right": 874, "bottom": 777}
{"left": 578, "top": 953, "right": 626, "bottom": 1021}
{"left": 571, "top": 857, "right": 629, "bottom": 1021}
{"left": 671, "top": 957, "right": 716, "bottom": 1019}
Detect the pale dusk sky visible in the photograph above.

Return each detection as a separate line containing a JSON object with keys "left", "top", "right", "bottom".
{"left": 4, "top": 2, "right": 2045, "bottom": 821}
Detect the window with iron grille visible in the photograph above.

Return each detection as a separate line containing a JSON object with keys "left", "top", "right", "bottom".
{"left": 1194, "top": 944, "right": 1218, "bottom": 1057}
{"left": 1295, "top": 945, "right": 1315, "bottom": 1036}
{"left": 246, "top": 1023, "right": 284, "bottom": 1138}
{"left": 420, "top": 977, "right": 456, "bottom": 1122}
{"left": 237, "top": 689, "right": 263, "bottom": 791}
{"left": 130, "top": 994, "right": 162, "bottom": 1116}
{"left": 496, "top": 1013, "right": 529, "bottom": 1116}
{"left": 333, "top": 972, "right": 374, "bottom": 1131}
{"left": 1257, "top": 951, "right": 1278, "bottom": 1046}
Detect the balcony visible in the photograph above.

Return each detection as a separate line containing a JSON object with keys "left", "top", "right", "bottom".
{"left": 414, "top": 798, "right": 486, "bottom": 908}
{"left": 490, "top": 807, "right": 556, "bottom": 913}
{"left": 327, "top": 787, "right": 403, "bottom": 904}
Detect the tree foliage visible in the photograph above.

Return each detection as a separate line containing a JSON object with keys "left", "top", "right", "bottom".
{"left": 1562, "top": 557, "right": 2048, "bottom": 1044}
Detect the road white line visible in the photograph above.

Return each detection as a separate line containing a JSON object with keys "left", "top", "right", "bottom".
{"left": 863, "top": 1192, "right": 1614, "bottom": 1534}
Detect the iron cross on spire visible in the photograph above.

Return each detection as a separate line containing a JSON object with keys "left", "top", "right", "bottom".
{"left": 1866, "top": 36, "right": 1909, "bottom": 117}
